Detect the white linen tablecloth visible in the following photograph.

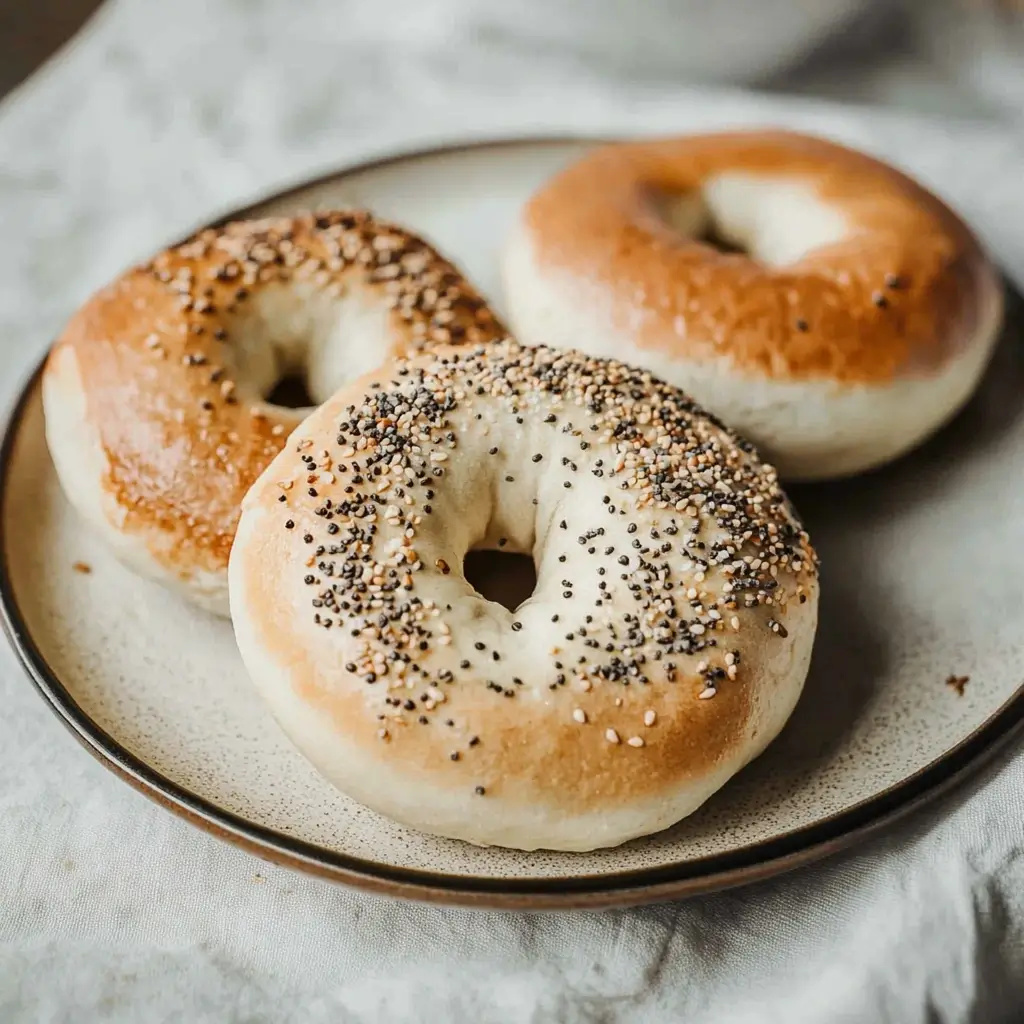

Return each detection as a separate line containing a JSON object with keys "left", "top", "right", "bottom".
{"left": 2, "top": 3, "right": 1024, "bottom": 1021}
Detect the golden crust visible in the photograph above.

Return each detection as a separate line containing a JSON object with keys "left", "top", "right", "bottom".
{"left": 44, "top": 211, "right": 506, "bottom": 578}
{"left": 520, "top": 131, "right": 997, "bottom": 384}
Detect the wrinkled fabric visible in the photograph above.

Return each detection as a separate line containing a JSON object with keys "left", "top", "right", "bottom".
{"left": 2, "top": 3, "right": 1024, "bottom": 1022}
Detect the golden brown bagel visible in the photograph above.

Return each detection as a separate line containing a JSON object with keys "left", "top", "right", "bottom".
{"left": 43, "top": 211, "right": 504, "bottom": 614}
{"left": 229, "top": 340, "right": 819, "bottom": 851}
{"left": 503, "top": 131, "right": 1003, "bottom": 480}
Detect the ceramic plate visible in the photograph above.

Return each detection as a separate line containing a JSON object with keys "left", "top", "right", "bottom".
{"left": 5, "top": 139, "right": 1024, "bottom": 909}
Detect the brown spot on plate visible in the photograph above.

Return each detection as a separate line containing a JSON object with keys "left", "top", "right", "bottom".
{"left": 947, "top": 675, "right": 970, "bottom": 697}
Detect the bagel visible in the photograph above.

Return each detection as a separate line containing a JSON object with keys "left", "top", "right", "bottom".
{"left": 43, "top": 211, "right": 504, "bottom": 614}
{"left": 229, "top": 339, "right": 819, "bottom": 851}
{"left": 503, "top": 131, "right": 1003, "bottom": 480}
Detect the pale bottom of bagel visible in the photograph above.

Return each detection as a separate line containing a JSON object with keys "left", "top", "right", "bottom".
{"left": 42, "top": 347, "right": 233, "bottom": 616}
{"left": 502, "top": 237, "right": 1003, "bottom": 481}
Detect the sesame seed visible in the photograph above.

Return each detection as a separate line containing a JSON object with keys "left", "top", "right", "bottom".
{"left": 605, "top": 728, "right": 620, "bottom": 744}
{"left": 573, "top": 708, "right": 587, "bottom": 724}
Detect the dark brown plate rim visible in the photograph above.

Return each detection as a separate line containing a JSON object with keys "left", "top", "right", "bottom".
{"left": 4, "top": 135, "right": 1024, "bottom": 910}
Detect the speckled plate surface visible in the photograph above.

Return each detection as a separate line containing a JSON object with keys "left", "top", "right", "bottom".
{"left": 5, "top": 138, "right": 1024, "bottom": 909}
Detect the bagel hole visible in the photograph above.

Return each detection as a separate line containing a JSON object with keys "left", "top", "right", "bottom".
{"left": 463, "top": 550, "right": 537, "bottom": 613}
{"left": 696, "top": 219, "right": 748, "bottom": 256}
{"left": 266, "top": 372, "right": 315, "bottom": 409}
{"left": 654, "top": 175, "right": 853, "bottom": 266}
{"left": 652, "top": 190, "right": 749, "bottom": 257}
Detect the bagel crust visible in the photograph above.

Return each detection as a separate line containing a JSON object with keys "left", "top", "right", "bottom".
{"left": 43, "top": 211, "right": 504, "bottom": 614}
{"left": 504, "top": 131, "right": 1003, "bottom": 480}
{"left": 229, "top": 340, "right": 819, "bottom": 851}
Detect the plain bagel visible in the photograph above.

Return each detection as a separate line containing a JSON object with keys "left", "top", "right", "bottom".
{"left": 229, "top": 339, "right": 819, "bottom": 852}
{"left": 503, "top": 131, "right": 1004, "bottom": 480}
{"left": 43, "top": 210, "right": 505, "bottom": 615}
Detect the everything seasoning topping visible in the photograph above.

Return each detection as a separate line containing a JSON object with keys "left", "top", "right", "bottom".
{"left": 145, "top": 209, "right": 501, "bottom": 408}
{"left": 105, "top": 210, "right": 503, "bottom": 565}
{"left": 273, "top": 340, "right": 816, "bottom": 794}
